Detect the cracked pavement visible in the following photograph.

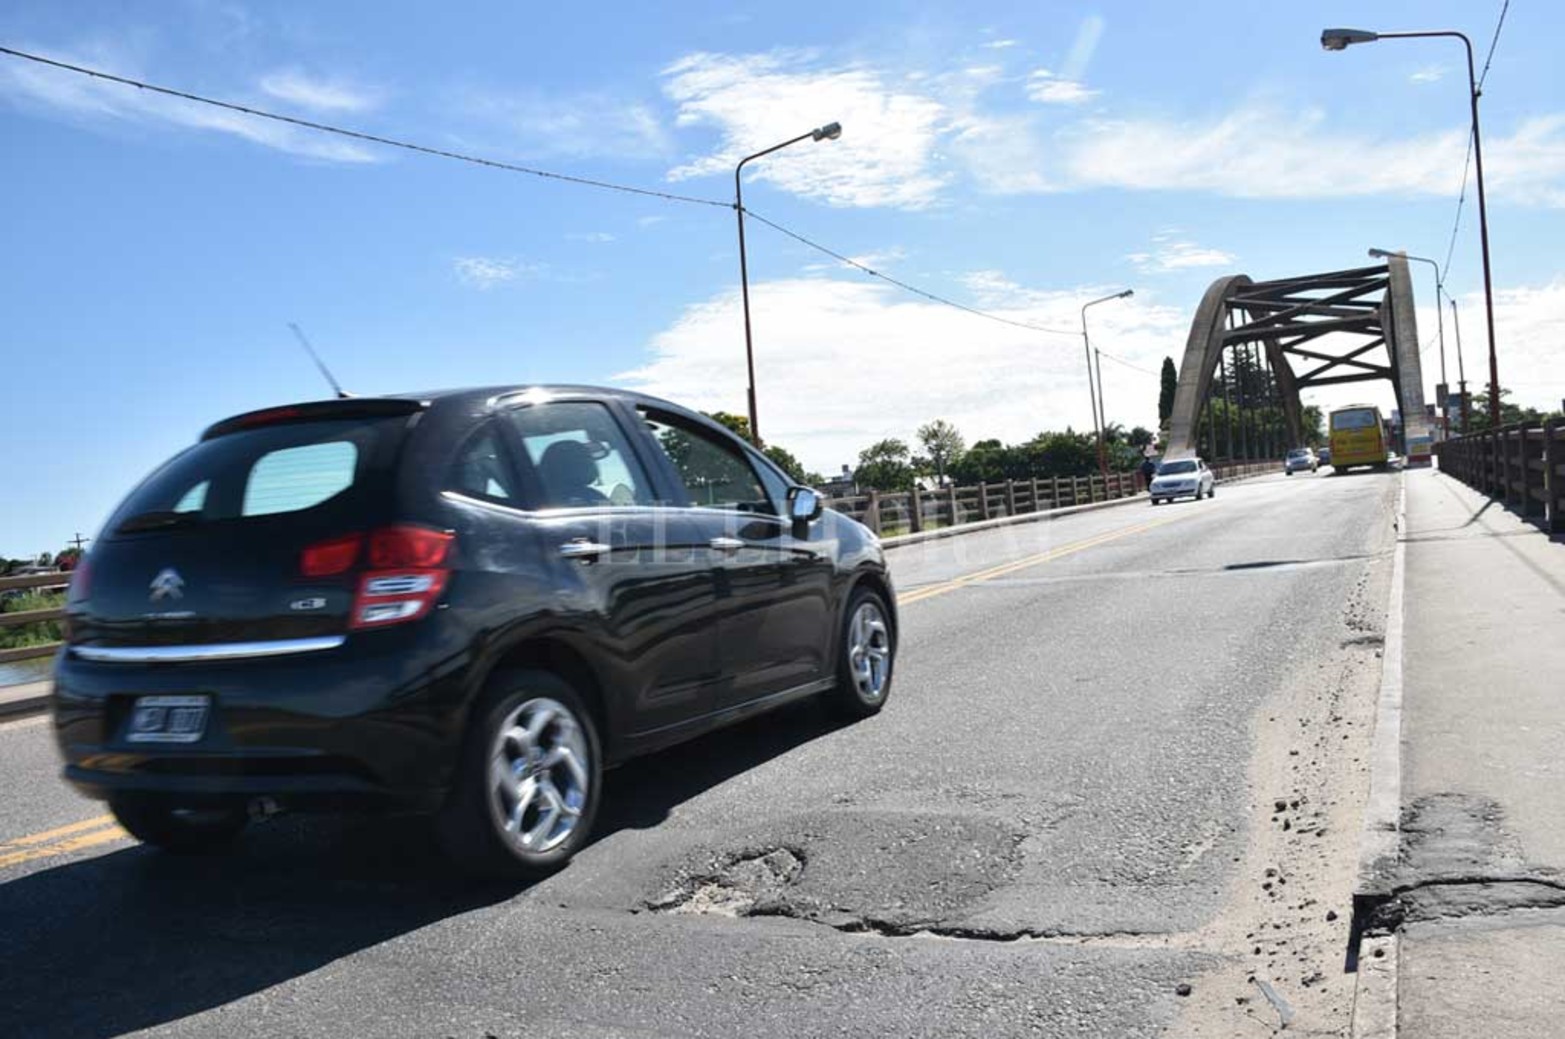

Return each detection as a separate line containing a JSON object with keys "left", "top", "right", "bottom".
{"left": 1386, "top": 470, "right": 1565, "bottom": 1038}
{"left": 0, "top": 470, "right": 1398, "bottom": 1037}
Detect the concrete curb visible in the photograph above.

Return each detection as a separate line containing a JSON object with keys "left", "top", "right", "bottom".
{"left": 0, "top": 694, "right": 50, "bottom": 719}
{"left": 1349, "top": 474, "right": 1407, "bottom": 1037}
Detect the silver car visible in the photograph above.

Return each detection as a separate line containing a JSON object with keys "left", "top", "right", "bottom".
{"left": 1150, "top": 457, "right": 1215, "bottom": 504}
{"left": 1284, "top": 447, "right": 1318, "bottom": 475}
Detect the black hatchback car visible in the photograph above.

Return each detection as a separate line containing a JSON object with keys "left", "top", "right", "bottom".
{"left": 53, "top": 386, "right": 896, "bottom": 877}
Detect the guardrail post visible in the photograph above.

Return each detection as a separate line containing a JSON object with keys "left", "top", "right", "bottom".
{"left": 947, "top": 483, "right": 959, "bottom": 526}
{"left": 909, "top": 486, "right": 923, "bottom": 533}
{"left": 977, "top": 481, "right": 989, "bottom": 520}
{"left": 1546, "top": 418, "right": 1562, "bottom": 536}
{"left": 865, "top": 490, "right": 881, "bottom": 535}
{"left": 1028, "top": 477, "right": 1040, "bottom": 513}
{"left": 1521, "top": 423, "right": 1542, "bottom": 518}
{"left": 1050, "top": 476, "right": 1061, "bottom": 510}
{"left": 1004, "top": 479, "right": 1017, "bottom": 517}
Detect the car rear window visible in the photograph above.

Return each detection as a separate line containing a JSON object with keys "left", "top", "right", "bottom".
{"left": 1332, "top": 409, "right": 1379, "bottom": 430}
{"left": 1157, "top": 460, "right": 1197, "bottom": 475}
{"left": 106, "top": 418, "right": 403, "bottom": 535}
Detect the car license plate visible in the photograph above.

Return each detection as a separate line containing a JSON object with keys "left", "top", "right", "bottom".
{"left": 126, "top": 695, "right": 210, "bottom": 744}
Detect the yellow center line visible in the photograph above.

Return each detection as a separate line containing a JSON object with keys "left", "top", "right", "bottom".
{"left": 0, "top": 814, "right": 125, "bottom": 870}
{"left": 898, "top": 512, "right": 1190, "bottom": 606}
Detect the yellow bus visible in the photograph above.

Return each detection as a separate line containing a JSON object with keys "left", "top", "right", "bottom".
{"left": 1328, "top": 404, "right": 1389, "bottom": 471}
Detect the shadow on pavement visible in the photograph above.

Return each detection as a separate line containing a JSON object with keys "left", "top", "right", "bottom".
{"left": 0, "top": 699, "right": 849, "bottom": 1038}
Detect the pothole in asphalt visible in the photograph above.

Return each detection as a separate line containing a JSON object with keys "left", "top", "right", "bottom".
{"left": 646, "top": 811, "right": 1023, "bottom": 934}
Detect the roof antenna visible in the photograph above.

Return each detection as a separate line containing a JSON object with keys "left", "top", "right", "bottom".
{"left": 288, "top": 322, "right": 352, "bottom": 398}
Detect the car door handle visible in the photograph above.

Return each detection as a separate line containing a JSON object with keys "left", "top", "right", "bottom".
{"left": 709, "top": 537, "right": 745, "bottom": 554}
{"left": 560, "top": 540, "right": 612, "bottom": 560}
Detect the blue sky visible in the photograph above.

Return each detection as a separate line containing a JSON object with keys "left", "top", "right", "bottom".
{"left": 4, "top": 0, "right": 1563, "bottom": 556}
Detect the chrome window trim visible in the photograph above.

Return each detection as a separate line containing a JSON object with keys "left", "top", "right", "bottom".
{"left": 71, "top": 635, "right": 346, "bottom": 663}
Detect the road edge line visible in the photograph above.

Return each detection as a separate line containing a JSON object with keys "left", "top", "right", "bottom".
{"left": 1349, "top": 473, "right": 1406, "bottom": 1038}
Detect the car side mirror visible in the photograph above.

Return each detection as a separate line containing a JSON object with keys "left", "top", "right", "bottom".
{"left": 788, "top": 486, "right": 823, "bottom": 523}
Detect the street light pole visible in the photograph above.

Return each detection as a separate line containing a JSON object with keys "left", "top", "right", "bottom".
{"left": 1451, "top": 297, "right": 1471, "bottom": 432}
{"left": 1081, "top": 289, "right": 1134, "bottom": 478}
{"left": 1323, "top": 27, "right": 1501, "bottom": 429}
{"left": 734, "top": 121, "right": 842, "bottom": 446}
{"left": 1369, "top": 247, "right": 1447, "bottom": 436}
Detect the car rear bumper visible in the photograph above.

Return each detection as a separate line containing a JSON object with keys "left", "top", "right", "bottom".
{"left": 52, "top": 626, "right": 473, "bottom": 812}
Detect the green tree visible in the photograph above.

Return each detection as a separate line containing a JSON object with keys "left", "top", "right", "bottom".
{"left": 855, "top": 438, "right": 916, "bottom": 492}
{"left": 916, "top": 419, "right": 965, "bottom": 486}
{"left": 706, "top": 411, "right": 751, "bottom": 440}
{"left": 763, "top": 444, "right": 807, "bottom": 484}
{"left": 1464, "top": 388, "right": 1550, "bottom": 433}
{"left": 1128, "top": 426, "right": 1155, "bottom": 449}
{"left": 1158, "top": 356, "right": 1178, "bottom": 427}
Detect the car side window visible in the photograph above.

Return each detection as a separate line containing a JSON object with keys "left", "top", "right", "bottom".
{"left": 505, "top": 401, "right": 654, "bottom": 509}
{"left": 446, "top": 425, "right": 518, "bottom": 504}
{"left": 639, "top": 409, "right": 776, "bottom": 514}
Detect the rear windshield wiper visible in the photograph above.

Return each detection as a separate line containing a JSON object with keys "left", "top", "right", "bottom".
{"left": 117, "top": 510, "right": 204, "bottom": 533}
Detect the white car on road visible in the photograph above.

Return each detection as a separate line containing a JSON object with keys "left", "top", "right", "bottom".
{"left": 1150, "top": 457, "right": 1215, "bottom": 504}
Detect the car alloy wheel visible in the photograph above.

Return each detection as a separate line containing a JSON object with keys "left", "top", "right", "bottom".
{"left": 487, "top": 697, "right": 590, "bottom": 855}
{"left": 848, "top": 600, "right": 891, "bottom": 705}
{"left": 438, "top": 669, "right": 602, "bottom": 879}
{"left": 829, "top": 589, "right": 895, "bottom": 718}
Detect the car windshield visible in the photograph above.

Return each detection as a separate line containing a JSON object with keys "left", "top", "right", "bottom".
{"left": 1288, "top": 449, "right": 1310, "bottom": 458}
{"left": 1157, "top": 460, "right": 1198, "bottom": 475}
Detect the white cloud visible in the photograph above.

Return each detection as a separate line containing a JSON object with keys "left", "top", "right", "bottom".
{"left": 1027, "top": 69, "right": 1098, "bottom": 105}
{"left": 636, "top": 215, "right": 669, "bottom": 228}
{"left": 259, "top": 69, "right": 381, "bottom": 113}
{"left": 1448, "top": 279, "right": 1565, "bottom": 413}
{"left": 456, "top": 88, "right": 671, "bottom": 162}
{"left": 0, "top": 41, "right": 377, "bottom": 162}
{"left": 662, "top": 51, "right": 950, "bottom": 209}
{"left": 983, "top": 39, "right": 1019, "bottom": 51}
{"left": 1054, "top": 106, "right": 1565, "bottom": 205}
{"left": 1410, "top": 65, "right": 1448, "bottom": 85}
{"left": 802, "top": 245, "right": 907, "bottom": 274}
{"left": 567, "top": 231, "right": 617, "bottom": 243}
{"left": 1129, "top": 239, "right": 1236, "bottom": 273}
{"left": 618, "top": 275, "right": 1185, "bottom": 471}
{"left": 1061, "top": 14, "right": 1106, "bottom": 82}
{"left": 452, "top": 256, "right": 542, "bottom": 289}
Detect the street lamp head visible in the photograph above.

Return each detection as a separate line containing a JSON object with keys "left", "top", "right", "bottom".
{"left": 1367, "top": 247, "right": 1398, "bottom": 259}
{"left": 812, "top": 121, "right": 843, "bottom": 142}
{"left": 1321, "top": 27, "right": 1380, "bottom": 51}
{"left": 1118, "top": 289, "right": 1135, "bottom": 299}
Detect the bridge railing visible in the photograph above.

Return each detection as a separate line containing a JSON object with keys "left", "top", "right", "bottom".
{"left": 1434, "top": 418, "right": 1564, "bottom": 535}
{"left": 0, "top": 571, "right": 70, "bottom": 670}
{"left": 828, "top": 470, "right": 1147, "bottom": 536}
{"left": 828, "top": 459, "right": 1278, "bottom": 537}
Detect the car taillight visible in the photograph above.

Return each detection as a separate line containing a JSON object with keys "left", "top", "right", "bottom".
{"left": 352, "top": 525, "right": 454, "bottom": 630}
{"left": 301, "top": 533, "right": 363, "bottom": 577}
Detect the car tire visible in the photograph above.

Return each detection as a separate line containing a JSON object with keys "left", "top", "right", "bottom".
{"left": 437, "top": 669, "right": 603, "bottom": 880}
{"left": 1150, "top": 497, "right": 1160, "bottom": 506}
{"left": 827, "top": 587, "right": 895, "bottom": 720}
{"left": 109, "top": 795, "right": 248, "bottom": 855}
{"left": 1208, "top": 484, "right": 1216, "bottom": 498}
{"left": 1286, "top": 470, "right": 1293, "bottom": 476}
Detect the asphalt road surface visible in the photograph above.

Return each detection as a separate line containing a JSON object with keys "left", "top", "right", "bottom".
{"left": 0, "top": 469, "right": 1400, "bottom": 1038}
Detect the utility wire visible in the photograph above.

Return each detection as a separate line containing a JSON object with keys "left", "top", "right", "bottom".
{"left": 1096, "top": 350, "right": 1158, "bottom": 377}
{"left": 3, "top": 44, "right": 1157, "bottom": 359}
{"left": 743, "top": 207, "right": 1080, "bottom": 338}
{"left": 0, "top": 45, "right": 731, "bottom": 209}
{"left": 1439, "top": 0, "right": 1510, "bottom": 281}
